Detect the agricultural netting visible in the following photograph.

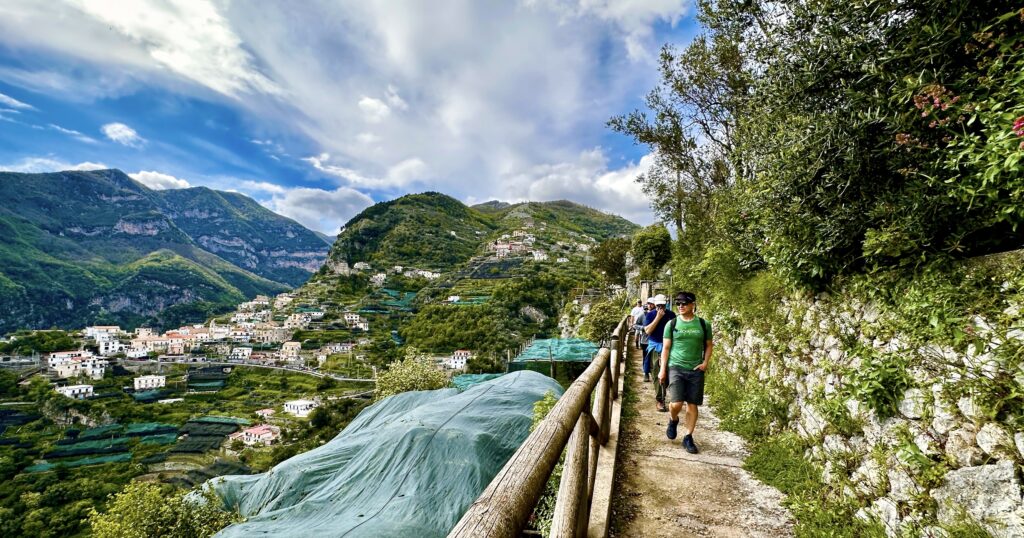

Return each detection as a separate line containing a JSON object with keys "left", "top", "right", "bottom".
{"left": 206, "top": 370, "right": 563, "bottom": 538}
{"left": 451, "top": 373, "right": 503, "bottom": 390}
{"left": 25, "top": 453, "right": 132, "bottom": 473}
{"left": 123, "top": 422, "right": 178, "bottom": 436}
{"left": 511, "top": 338, "right": 600, "bottom": 363}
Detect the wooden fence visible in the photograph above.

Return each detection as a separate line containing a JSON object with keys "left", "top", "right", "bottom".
{"left": 448, "top": 314, "right": 630, "bottom": 538}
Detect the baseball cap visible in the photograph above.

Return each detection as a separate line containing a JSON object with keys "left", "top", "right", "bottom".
{"left": 652, "top": 294, "right": 668, "bottom": 305}
{"left": 675, "top": 291, "right": 697, "bottom": 304}
{"left": 645, "top": 297, "right": 655, "bottom": 304}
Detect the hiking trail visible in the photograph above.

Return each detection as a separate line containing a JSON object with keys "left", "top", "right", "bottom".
{"left": 609, "top": 342, "right": 795, "bottom": 537}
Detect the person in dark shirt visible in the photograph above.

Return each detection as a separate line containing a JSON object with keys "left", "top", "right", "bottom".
{"left": 643, "top": 294, "right": 675, "bottom": 412}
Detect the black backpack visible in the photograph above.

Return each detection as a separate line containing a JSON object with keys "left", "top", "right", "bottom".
{"left": 668, "top": 316, "right": 710, "bottom": 352}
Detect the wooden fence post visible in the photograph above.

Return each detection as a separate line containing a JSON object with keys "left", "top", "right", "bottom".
{"left": 550, "top": 411, "right": 592, "bottom": 538}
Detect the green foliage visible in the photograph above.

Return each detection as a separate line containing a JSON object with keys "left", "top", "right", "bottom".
{"left": 630, "top": 225, "right": 672, "bottom": 281}
{"left": 373, "top": 354, "right": 450, "bottom": 401}
{"left": 0, "top": 330, "right": 76, "bottom": 355}
{"left": 592, "top": 237, "right": 629, "bottom": 285}
{"left": 528, "top": 391, "right": 562, "bottom": 537}
{"left": 578, "top": 294, "right": 627, "bottom": 343}
{"left": 706, "top": 365, "right": 788, "bottom": 441}
{"left": 88, "top": 481, "right": 238, "bottom": 538}
{"left": 744, "top": 433, "right": 887, "bottom": 538}
{"left": 847, "top": 347, "right": 913, "bottom": 420}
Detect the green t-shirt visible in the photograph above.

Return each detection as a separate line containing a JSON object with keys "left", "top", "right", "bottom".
{"left": 663, "top": 316, "right": 712, "bottom": 370}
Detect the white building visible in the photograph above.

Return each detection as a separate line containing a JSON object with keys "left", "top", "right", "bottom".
{"left": 99, "top": 339, "right": 125, "bottom": 356}
{"left": 229, "top": 424, "right": 281, "bottom": 446}
{"left": 135, "top": 327, "right": 156, "bottom": 338}
{"left": 353, "top": 262, "right": 372, "bottom": 271}
{"left": 56, "top": 385, "right": 93, "bottom": 399}
{"left": 447, "top": 349, "right": 472, "bottom": 370}
{"left": 370, "top": 273, "right": 387, "bottom": 287}
{"left": 229, "top": 347, "right": 253, "bottom": 360}
{"left": 47, "top": 350, "right": 93, "bottom": 370}
{"left": 284, "top": 399, "right": 319, "bottom": 418}
{"left": 53, "top": 356, "right": 107, "bottom": 380}
{"left": 280, "top": 341, "right": 302, "bottom": 361}
{"left": 532, "top": 250, "right": 548, "bottom": 262}
{"left": 84, "top": 326, "right": 121, "bottom": 340}
{"left": 134, "top": 375, "right": 166, "bottom": 391}
{"left": 255, "top": 408, "right": 275, "bottom": 419}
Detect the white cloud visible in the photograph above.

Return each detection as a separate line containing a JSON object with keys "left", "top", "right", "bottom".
{"left": 303, "top": 153, "right": 428, "bottom": 189}
{"left": 263, "top": 186, "right": 375, "bottom": 235}
{"left": 238, "top": 180, "right": 286, "bottom": 194}
{"left": 129, "top": 170, "right": 190, "bottom": 190}
{"left": 0, "top": 157, "right": 107, "bottom": 173}
{"left": 0, "top": 1, "right": 692, "bottom": 213}
{"left": 48, "top": 123, "right": 97, "bottom": 143}
{"left": 0, "top": 91, "right": 34, "bottom": 110}
{"left": 358, "top": 96, "right": 391, "bottom": 123}
{"left": 498, "top": 148, "right": 656, "bottom": 225}
{"left": 101, "top": 122, "right": 145, "bottom": 147}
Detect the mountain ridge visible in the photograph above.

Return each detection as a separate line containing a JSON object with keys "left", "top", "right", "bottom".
{"left": 0, "top": 169, "right": 328, "bottom": 332}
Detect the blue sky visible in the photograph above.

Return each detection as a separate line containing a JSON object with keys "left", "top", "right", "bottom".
{"left": 0, "top": 0, "right": 700, "bottom": 234}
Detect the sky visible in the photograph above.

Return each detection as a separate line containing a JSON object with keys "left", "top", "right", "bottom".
{"left": 0, "top": 0, "right": 700, "bottom": 235}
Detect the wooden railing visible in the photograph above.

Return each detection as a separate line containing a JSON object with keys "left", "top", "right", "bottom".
{"left": 448, "top": 314, "right": 630, "bottom": 538}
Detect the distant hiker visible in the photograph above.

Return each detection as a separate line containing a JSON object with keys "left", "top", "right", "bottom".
{"left": 643, "top": 294, "right": 675, "bottom": 411}
{"left": 660, "top": 291, "right": 713, "bottom": 454}
{"left": 630, "top": 300, "right": 645, "bottom": 348}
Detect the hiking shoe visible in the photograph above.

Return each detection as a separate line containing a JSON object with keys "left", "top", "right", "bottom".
{"left": 682, "top": 434, "right": 699, "bottom": 454}
{"left": 644, "top": 373, "right": 651, "bottom": 382}
{"left": 656, "top": 402, "right": 667, "bottom": 412}
{"left": 666, "top": 419, "right": 678, "bottom": 440}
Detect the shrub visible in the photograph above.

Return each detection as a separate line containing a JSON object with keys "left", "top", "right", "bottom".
{"left": 373, "top": 352, "right": 449, "bottom": 401}
{"left": 88, "top": 482, "right": 238, "bottom": 538}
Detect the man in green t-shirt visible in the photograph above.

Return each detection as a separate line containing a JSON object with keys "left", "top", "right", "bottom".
{"left": 658, "top": 291, "right": 713, "bottom": 454}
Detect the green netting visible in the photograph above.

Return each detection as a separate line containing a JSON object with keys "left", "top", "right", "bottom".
{"left": 451, "top": 373, "right": 504, "bottom": 390}
{"left": 45, "top": 438, "right": 130, "bottom": 458}
{"left": 189, "top": 380, "right": 226, "bottom": 388}
{"left": 140, "top": 433, "right": 179, "bottom": 445}
{"left": 25, "top": 453, "right": 132, "bottom": 473}
{"left": 172, "top": 436, "right": 225, "bottom": 453}
{"left": 76, "top": 424, "right": 122, "bottom": 440}
{"left": 124, "top": 423, "right": 179, "bottom": 436}
{"left": 206, "top": 370, "right": 563, "bottom": 538}
{"left": 512, "top": 338, "right": 600, "bottom": 363}
{"left": 192, "top": 416, "right": 250, "bottom": 425}
{"left": 180, "top": 423, "right": 238, "bottom": 437}
{"left": 132, "top": 390, "right": 163, "bottom": 401}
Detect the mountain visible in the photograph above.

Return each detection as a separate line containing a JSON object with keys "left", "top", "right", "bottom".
{"left": 0, "top": 169, "right": 329, "bottom": 332}
{"left": 327, "top": 192, "right": 498, "bottom": 271}
{"left": 290, "top": 193, "right": 639, "bottom": 360}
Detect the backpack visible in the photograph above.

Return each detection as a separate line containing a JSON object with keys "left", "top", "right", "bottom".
{"left": 668, "top": 316, "right": 710, "bottom": 353}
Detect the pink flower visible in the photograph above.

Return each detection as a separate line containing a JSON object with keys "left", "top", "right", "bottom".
{"left": 1014, "top": 116, "right": 1024, "bottom": 136}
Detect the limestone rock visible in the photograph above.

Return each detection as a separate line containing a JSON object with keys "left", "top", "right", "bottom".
{"left": 898, "top": 388, "right": 927, "bottom": 419}
{"left": 797, "top": 402, "right": 827, "bottom": 438}
{"left": 823, "top": 434, "right": 851, "bottom": 458}
{"left": 856, "top": 497, "right": 900, "bottom": 537}
{"left": 1016, "top": 432, "right": 1024, "bottom": 460}
{"left": 851, "top": 456, "right": 886, "bottom": 497}
{"left": 976, "top": 423, "right": 1015, "bottom": 458}
{"left": 931, "top": 460, "right": 1024, "bottom": 537}
{"left": 957, "top": 396, "right": 986, "bottom": 422}
{"left": 931, "top": 399, "right": 958, "bottom": 437}
{"left": 945, "top": 427, "right": 985, "bottom": 467}
{"left": 887, "top": 464, "right": 924, "bottom": 503}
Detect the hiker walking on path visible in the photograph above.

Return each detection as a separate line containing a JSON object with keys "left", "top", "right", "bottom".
{"left": 630, "top": 300, "right": 645, "bottom": 348}
{"left": 643, "top": 294, "right": 675, "bottom": 411}
{"left": 660, "top": 291, "right": 713, "bottom": 454}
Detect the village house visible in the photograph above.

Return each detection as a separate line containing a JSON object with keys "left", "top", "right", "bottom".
{"left": 447, "top": 350, "right": 472, "bottom": 370}
{"left": 509, "top": 241, "right": 528, "bottom": 253}
{"left": 56, "top": 384, "right": 93, "bottom": 399}
{"left": 255, "top": 408, "right": 275, "bottom": 419}
{"left": 254, "top": 325, "right": 291, "bottom": 344}
{"left": 392, "top": 265, "right": 404, "bottom": 273}
{"left": 229, "top": 347, "right": 253, "bottom": 361}
{"left": 274, "top": 293, "right": 295, "bottom": 310}
{"left": 283, "top": 313, "right": 311, "bottom": 330}
{"left": 446, "top": 295, "right": 461, "bottom": 304}
{"left": 229, "top": 424, "right": 281, "bottom": 446}
{"left": 47, "top": 350, "right": 94, "bottom": 370}
{"left": 557, "top": 257, "right": 569, "bottom": 263}
{"left": 493, "top": 241, "right": 511, "bottom": 258}
{"left": 98, "top": 339, "right": 125, "bottom": 356}
{"left": 135, "top": 327, "right": 156, "bottom": 338}
{"left": 370, "top": 273, "right": 387, "bottom": 287}
{"left": 134, "top": 375, "right": 166, "bottom": 391}
{"left": 84, "top": 326, "right": 121, "bottom": 340}
{"left": 284, "top": 399, "right": 319, "bottom": 418}
{"left": 532, "top": 250, "right": 548, "bottom": 262}
{"left": 280, "top": 341, "right": 302, "bottom": 361}
{"left": 352, "top": 262, "right": 372, "bottom": 271}
{"left": 325, "top": 342, "right": 354, "bottom": 354}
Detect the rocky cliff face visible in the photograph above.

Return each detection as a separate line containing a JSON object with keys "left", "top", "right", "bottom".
{"left": 720, "top": 284, "right": 1024, "bottom": 537}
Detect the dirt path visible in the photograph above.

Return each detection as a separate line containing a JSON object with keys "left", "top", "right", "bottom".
{"left": 610, "top": 342, "right": 794, "bottom": 538}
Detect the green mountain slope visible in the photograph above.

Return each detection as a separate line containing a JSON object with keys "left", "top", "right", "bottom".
{"left": 292, "top": 192, "right": 639, "bottom": 364}
{"left": 328, "top": 192, "right": 498, "bottom": 270}
{"left": 0, "top": 169, "right": 325, "bottom": 332}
